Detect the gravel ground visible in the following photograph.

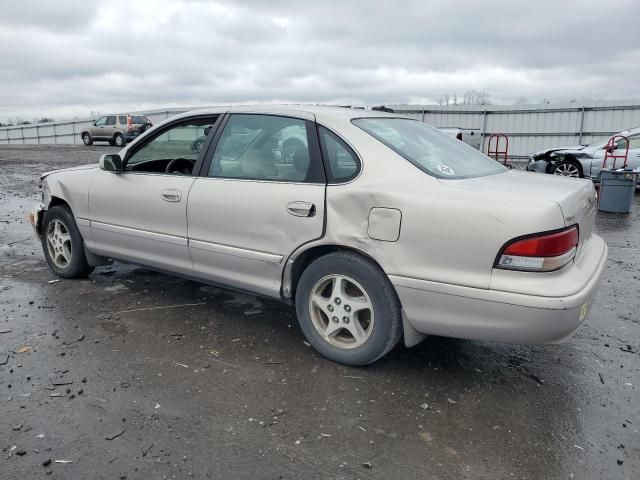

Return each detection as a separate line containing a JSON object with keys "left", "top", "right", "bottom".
{"left": 0, "top": 145, "right": 638, "bottom": 479}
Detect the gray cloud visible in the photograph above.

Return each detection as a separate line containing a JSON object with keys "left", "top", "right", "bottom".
{"left": 1, "top": 0, "right": 639, "bottom": 120}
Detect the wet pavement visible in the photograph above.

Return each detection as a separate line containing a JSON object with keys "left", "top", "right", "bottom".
{"left": 1, "top": 145, "right": 638, "bottom": 479}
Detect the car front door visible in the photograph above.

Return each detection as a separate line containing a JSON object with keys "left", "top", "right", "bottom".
{"left": 87, "top": 115, "right": 220, "bottom": 276}
{"left": 590, "top": 134, "right": 640, "bottom": 177}
{"left": 187, "top": 113, "right": 326, "bottom": 298}
{"left": 91, "top": 116, "right": 107, "bottom": 138}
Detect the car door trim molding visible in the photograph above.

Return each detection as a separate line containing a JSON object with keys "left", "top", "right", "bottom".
{"left": 91, "top": 221, "right": 188, "bottom": 247}
{"left": 189, "top": 239, "right": 283, "bottom": 264}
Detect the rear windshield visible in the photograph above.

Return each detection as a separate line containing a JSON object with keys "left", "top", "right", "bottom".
{"left": 352, "top": 118, "right": 506, "bottom": 179}
{"left": 131, "top": 116, "right": 148, "bottom": 124}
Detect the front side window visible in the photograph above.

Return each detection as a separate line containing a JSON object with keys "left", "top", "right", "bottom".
{"left": 95, "top": 117, "right": 107, "bottom": 126}
{"left": 106, "top": 116, "right": 116, "bottom": 126}
{"left": 353, "top": 118, "right": 506, "bottom": 179}
{"left": 124, "top": 117, "right": 217, "bottom": 174}
{"left": 209, "top": 114, "right": 322, "bottom": 182}
{"left": 318, "top": 127, "right": 360, "bottom": 182}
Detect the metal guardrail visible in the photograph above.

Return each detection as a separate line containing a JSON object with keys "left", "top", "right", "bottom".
{"left": 0, "top": 109, "right": 188, "bottom": 145}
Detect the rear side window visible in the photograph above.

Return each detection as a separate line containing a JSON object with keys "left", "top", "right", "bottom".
{"left": 318, "top": 127, "right": 360, "bottom": 183}
{"left": 208, "top": 114, "right": 324, "bottom": 183}
{"left": 353, "top": 118, "right": 506, "bottom": 179}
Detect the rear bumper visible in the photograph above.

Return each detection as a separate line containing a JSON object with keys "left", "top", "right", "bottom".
{"left": 391, "top": 235, "right": 608, "bottom": 344}
{"left": 124, "top": 132, "right": 142, "bottom": 142}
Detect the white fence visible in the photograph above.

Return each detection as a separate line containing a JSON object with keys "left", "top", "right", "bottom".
{"left": 390, "top": 100, "right": 640, "bottom": 158}
{"left": 2, "top": 100, "right": 640, "bottom": 159}
{"left": 0, "top": 108, "right": 190, "bottom": 146}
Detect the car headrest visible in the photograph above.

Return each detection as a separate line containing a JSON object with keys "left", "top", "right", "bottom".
{"left": 292, "top": 144, "right": 310, "bottom": 173}
{"left": 241, "top": 149, "right": 275, "bottom": 178}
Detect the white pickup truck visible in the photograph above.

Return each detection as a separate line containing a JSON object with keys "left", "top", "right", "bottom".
{"left": 438, "top": 127, "right": 481, "bottom": 150}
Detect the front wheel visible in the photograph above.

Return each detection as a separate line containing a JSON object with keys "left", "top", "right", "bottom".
{"left": 551, "top": 159, "right": 582, "bottom": 178}
{"left": 41, "top": 205, "right": 94, "bottom": 278}
{"left": 295, "top": 251, "right": 402, "bottom": 366}
{"left": 82, "top": 133, "right": 93, "bottom": 146}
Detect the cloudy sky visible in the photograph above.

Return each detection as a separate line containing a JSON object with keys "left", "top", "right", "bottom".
{"left": 1, "top": 0, "right": 639, "bottom": 121}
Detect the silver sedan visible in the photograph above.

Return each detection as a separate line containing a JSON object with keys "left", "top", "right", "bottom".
{"left": 30, "top": 106, "right": 607, "bottom": 365}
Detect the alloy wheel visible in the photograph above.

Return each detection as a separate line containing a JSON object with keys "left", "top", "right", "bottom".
{"left": 308, "top": 274, "right": 375, "bottom": 349}
{"left": 46, "top": 219, "right": 72, "bottom": 269}
{"left": 553, "top": 163, "right": 580, "bottom": 177}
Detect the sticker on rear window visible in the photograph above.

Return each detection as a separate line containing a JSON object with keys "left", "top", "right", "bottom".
{"left": 437, "top": 164, "right": 455, "bottom": 176}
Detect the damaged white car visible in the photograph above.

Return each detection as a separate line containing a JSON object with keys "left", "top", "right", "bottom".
{"left": 30, "top": 106, "right": 607, "bottom": 365}
{"left": 527, "top": 127, "right": 640, "bottom": 180}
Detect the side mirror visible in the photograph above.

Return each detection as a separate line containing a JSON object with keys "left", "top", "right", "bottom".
{"left": 93, "top": 120, "right": 97, "bottom": 126}
{"left": 99, "top": 154, "right": 123, "bottom": 172}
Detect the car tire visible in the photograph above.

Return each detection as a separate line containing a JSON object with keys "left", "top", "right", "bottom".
{"left": 113, "top": 133, "right": 125, "bottom": 148}
{"left": 295, "top": 251, "right": 402, "bottom": 366}
{"left": 551, "top": 159, "right": 583, "bottom": 178}
{"left": 82, "top": 133, "right": 93, "bottom": 146}
{"left": 41, "top": 205, "right": 94, "bottom": 279}
{"left": 108, "top": 139, "right": 115, "bottom": 146}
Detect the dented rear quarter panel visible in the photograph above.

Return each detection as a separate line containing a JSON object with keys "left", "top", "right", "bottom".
{"left": 288, "top": 114, "right": 566, "bottom": 292}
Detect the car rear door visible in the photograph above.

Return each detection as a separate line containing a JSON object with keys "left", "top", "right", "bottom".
{"left": 187, "top": 113, "right": 326, "bottom": 298}
{"left": 104, "top": 115, "right": 117, "bottom": 139}
{"left": 626, "top": 134, "right": 640, "bottom": 170}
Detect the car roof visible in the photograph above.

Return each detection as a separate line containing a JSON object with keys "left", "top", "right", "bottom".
{"left": 171, "top": 105, "right": 413, "bottom": 124}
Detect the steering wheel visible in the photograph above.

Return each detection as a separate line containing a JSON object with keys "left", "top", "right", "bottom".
{"left": 165, "top": 157, "right": 195, "bottom": 175}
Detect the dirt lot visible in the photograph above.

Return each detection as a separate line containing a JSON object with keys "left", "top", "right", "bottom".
{"left": 1, "top": 145, "right": 638, "bottom": 479}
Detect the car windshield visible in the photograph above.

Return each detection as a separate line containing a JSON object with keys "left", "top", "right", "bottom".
{"left": 353, "top": 117, "right": 506, "bottom": 179}
{"left": 131, "top": 116, "right": 148, "bottom": 124}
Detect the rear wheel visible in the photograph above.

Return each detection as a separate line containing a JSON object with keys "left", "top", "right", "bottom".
{"left": 113, "top": 133, "right": 125, "bottom": 148}
{"left": 82, "top": 133, "right": 93, "bottom": 146}
{"left": 41, "top": 205, "right": 94, "bottom": 278}
{"left": 551, "top": 159, "right": 582, "bottom": 178}
{"left": 295, "top": 251, "right": 402, "bottom": 366}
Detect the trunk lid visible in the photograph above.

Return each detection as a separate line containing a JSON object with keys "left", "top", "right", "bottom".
{"left": 439, "top": 170, "right": 598, "bottom": 257}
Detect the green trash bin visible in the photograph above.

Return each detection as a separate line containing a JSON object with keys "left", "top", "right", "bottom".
{"left": 598, "top": 168, "right": 639, "bottom": 213}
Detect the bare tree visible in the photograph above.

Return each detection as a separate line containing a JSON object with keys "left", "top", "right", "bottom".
{"left": 463, "top": 90, "right": 491, "bottom": 106}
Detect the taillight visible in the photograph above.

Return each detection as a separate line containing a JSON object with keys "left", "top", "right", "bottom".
{"left": 496, "top": 226, "right": 579, "bottom": 272}
{"left": 127, "top": 115, "right": 133, "bottom": 132}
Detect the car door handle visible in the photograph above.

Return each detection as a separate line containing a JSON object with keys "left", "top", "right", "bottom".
{"left": 161, "top": 189, "right": 182, "bottom": 202}
{"left": 287, "top": 201, "right": 315, "bottom": 217}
